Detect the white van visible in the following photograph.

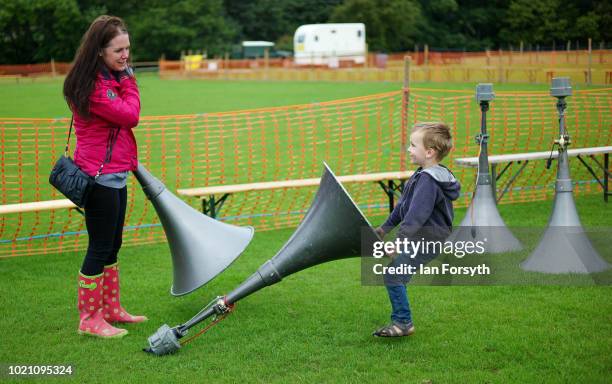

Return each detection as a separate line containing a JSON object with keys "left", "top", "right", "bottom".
{"left": 293, "top": 23, "right": 366, "bottom": 66}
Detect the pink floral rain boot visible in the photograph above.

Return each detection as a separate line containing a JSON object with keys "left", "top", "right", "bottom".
{"left": 78, "top": 273, "right": 128, "bottom": 338}
{"left": 102, "top": 263, "right": 148, "bottom": 324}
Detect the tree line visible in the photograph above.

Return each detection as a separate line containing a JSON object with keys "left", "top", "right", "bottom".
{"left": 0, "top": 0, "right": 609, "bottom": 64}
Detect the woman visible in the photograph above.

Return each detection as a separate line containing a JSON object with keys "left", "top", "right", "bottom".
{"left": 63, "top": 15, "right": 146, "bottom": 339}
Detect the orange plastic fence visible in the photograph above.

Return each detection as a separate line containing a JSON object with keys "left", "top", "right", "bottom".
{"left": 387, "top": 49, "right": 612, "bottom": 66}
{"left": 0, "top": 62, "right": 71, "bottom": 76}
{"left": 0, "top": 89, "right": 610, "bottom": 257}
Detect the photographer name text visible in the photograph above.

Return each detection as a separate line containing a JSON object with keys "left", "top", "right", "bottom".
{"left": 373, "top": 263, "right": 491, "bottom": 276}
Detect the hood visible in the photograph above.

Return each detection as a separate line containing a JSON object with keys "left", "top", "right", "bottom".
{"left": 421, "top": 164, "right": 461, "bottom": 201}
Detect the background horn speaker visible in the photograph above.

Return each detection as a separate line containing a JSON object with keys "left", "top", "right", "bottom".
{"left": 144, "top": 163, "right": 380, "bottom": 355}
{"left": 134, "top": 164, "right": 254, "bottom": 296}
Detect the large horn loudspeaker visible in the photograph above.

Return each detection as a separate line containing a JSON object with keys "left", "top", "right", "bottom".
{"left": 134, "top": 164, "right": 254, "bottom": 296}
{"left": 144, "top": 163, "right": 380, "bottom": 355}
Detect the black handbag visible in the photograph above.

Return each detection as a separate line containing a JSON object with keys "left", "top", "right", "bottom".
{"left": 49, "top": 116, "right": 118, "bottom": 208}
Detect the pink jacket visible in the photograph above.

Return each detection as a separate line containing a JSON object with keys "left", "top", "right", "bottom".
{"left": 74, "top": 69, "right": 140, "bottom": 176}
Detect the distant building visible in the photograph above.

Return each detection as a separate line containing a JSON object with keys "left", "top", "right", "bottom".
{"left": 231, "top": 41, "right": 292, "bottom": 59}
{"left": 242, "top": 41, "right": 274, "bottom": 59}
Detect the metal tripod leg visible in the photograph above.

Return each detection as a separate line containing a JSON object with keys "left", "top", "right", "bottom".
{"left": 496, "top": 161, "right": 529, "bottom": 203}
{"left": 576, "top": 153, "right": 611, "bottom": 202}
{"left": 377, "top": 180, "right": 405, "bottom": 212}
{"left": 202, "top": 193, "right": 230, "bottom": 218}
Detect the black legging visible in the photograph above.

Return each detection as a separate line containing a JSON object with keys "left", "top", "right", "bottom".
{"left": 80, "top": 184, "right": 127, "bottom": 276}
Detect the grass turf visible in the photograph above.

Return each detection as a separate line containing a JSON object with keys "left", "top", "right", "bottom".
{"left": 0, "top": 194, "right": 610, "bottom": 383}
{"left": 0, "top": 74, "right": 404, "bottom": 118}
{"left": 2, "top": 73, "right": 607, "bottom": 118}
{"left": 0, "top": 76, "right": 610, "bottom": 383}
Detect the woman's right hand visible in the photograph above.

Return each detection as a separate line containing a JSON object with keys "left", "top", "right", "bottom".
{"left": 116, "top": 66, "right": 134, "bottom": 82}
{"left": 111, "top": 66, "right": 134, "bottom": 83}
{"left": 122, "top": 66, "right": 134, "bottom": 78}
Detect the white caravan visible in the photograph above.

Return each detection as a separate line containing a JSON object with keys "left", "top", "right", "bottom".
{"left": 293, "top": 23, "right": 366, "bottom": 66}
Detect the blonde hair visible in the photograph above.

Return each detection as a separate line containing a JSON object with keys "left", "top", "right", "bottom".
{"left": 412, "top": 122, "right": 453, "bottom": 161}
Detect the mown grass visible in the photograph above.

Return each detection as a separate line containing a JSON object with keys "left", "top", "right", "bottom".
{"left": 0, "top": 76, "right": 610, "bottom": 383}
{"left": 2, "top": 73, "right": 608, "bottom": 118}
{"left": 0, "top": 73, "right": 406, "bottom": 118}
{"left": 0, "top": 194, "right": 610, "bottom": 383}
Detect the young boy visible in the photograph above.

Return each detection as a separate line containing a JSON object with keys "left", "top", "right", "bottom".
{"left": 373, "top": 122, "right": 460, "bottom": 337}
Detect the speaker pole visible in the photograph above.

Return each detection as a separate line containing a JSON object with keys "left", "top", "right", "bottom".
{"left": 520, "top": 77, "right": 609, "bottom": 273}
{"left": 451, "top": 83, "right": 523, "bottom": 253}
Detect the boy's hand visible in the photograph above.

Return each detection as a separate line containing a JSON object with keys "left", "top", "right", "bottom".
{"left": 386, "top": 249, "right": 398, "bottom": 260}
{"left": 374, "top": 226, "right": 385, "bottom": 239}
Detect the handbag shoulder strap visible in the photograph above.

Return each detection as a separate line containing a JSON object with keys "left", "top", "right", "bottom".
{"left": 64, "top": 116, "right": 74, "bottom": 156}
{"left": 96, "top": 127, "right": 120, "bottom": 178}
{"left": 64, "top": 115, "right": 120, "bottom": 179}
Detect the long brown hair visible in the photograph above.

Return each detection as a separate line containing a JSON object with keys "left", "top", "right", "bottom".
{"left": 63, "top": 16, "right": 130, "bottom": 117}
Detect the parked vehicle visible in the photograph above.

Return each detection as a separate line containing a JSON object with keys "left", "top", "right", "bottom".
{"left": 293, "top": 23, "right": 366, "bottom": 66}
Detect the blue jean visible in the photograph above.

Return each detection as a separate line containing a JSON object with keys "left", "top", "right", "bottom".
{"left": 383, "top": 250, "right": 438, "bottom": 326}
{"left": 386, "top": 284, "right": 412, "bottom": 325}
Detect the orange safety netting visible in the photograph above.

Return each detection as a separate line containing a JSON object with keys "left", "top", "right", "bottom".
{"left": 0, "top": 62, "right": 71, "bottom": 76}
{"left": 0, "top": 89, "right": 610, "bottom": 258}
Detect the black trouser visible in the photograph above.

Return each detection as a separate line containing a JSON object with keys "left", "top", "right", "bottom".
{"left": 80, "top": 184, "right": 127, "bottom": 276}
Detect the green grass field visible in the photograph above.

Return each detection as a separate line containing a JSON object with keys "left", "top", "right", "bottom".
{"left": 2, "top": 73, "right": 606, "bottom": 118}
{"left": 0, "top": 75, "right": 610, "bottom": 383}
{"left": 0, "top": 197, "right": 610, "bottom": 383}
{"left": 0, "top": 74, "right": 406, "bottom": 118}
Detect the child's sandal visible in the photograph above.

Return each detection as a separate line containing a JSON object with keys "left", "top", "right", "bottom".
{"left": 373, "top": 322, "right": 415, "bottom": 337}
